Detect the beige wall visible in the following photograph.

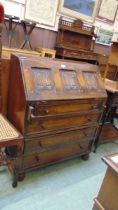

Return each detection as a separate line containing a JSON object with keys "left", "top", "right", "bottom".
{"left": 2, "top": 22, "right": 111, "bottom": 56}
{"left": 2, "top": 22, "right": 57, "bottom": 50}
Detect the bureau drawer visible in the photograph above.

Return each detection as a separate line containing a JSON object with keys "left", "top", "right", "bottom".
{"left": 22, "top": 140, "right": 91, "bottom": 169}
{"left": 25, "top": 126, "right": 96, "bottom": 153}
{"left": 112, "top": 96, "right": 118, "bottom": 105}
{"left": 26, "top": 111, "right": 100, "bottom": 134}
{"left": 34, "top": 100, "right": 103, "bottom": 116}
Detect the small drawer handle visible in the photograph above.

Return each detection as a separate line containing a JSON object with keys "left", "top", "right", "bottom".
{"left": 83, "top": 131, "right": 88, "bottom": 137}
{"left": 38, "top": 141, "right": 42, "bottom": 148}
{"left": 35, "top": 155, "right": 40, "bottom": 162}
{"left": 78, "top": 144, "right": 83, "bottom": 149}
{"left": 40, "top": 124, "right": 45, "bottom": 129}
{"left": 103, "top": 105, "right": 106, "bottom": 109}
{"left": 87, "top": 118, "right": 91, "bottom": 121}
{"left": 91, "top": 105, "right": 97, "bottom": 109}
{"left": 44, "top": 110, "right": 49, "bottom": 114}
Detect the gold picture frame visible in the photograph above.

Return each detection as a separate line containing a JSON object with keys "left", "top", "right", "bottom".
{"left": 10, "top": 0, "right": 26, "bottom": 4}
{"left": 97, "top": 0, "right": 118, "bottom": 23}
{"left": 25, "top": 0, "right": 59, "bottom": 26}
{"left": 59, "top": 0, "right": 100, "bottom": 22}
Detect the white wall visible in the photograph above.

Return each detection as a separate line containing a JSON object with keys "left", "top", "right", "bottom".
{"left": 1, "top": 0, "right": 118, "bottom": 40}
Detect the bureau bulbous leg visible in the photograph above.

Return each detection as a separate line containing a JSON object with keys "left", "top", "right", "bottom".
{"left": 18, "top": 173, "right": 25, "bottom": 182}
{"left": 81, "top": 153, "right": 89, "bottom": 161}
{"left": 12, "top": 180, "right": 18, "bottom": 188}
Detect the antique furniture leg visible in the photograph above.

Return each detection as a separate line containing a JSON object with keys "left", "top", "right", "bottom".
{"left": 4, "top": 15, "right": 19, "bottom": 47}
{"left": 18, "top": 173, "right": 25, "bottom": 182}
{"left": 20, "top": 20, "right": 37, "bottom": 50}
{"left": 11, "top": 166, "right": 18, "bottom": 188}
{"left": 0, "top": 150, "right": 20, "bottom": 188}
{"left": 81, "top": 153, "right": 90, "bottom": 161}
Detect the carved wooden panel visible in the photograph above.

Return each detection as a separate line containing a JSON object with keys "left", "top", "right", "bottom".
{"left": 32, "top": 68, "right": 55, "bottom": 91}
{"left": 83, "top": 71, "right": 98, "bottom": 90}
{"left": 60, "top": 69, "right": 80, "bottom": 91}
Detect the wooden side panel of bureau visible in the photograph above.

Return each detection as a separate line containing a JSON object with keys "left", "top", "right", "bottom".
{"left": 6, "top": 55, "right": 107, "bottom": 186}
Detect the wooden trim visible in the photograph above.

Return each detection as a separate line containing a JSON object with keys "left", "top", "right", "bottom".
{"left": 94, "top": 198, "right": 106, "bottom": 210}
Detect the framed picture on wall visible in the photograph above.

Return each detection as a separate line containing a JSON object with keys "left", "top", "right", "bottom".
{"left": 96, "top": 28, "right": 113, "bottom": 46}
{"left": 11, "top": 0, "right": 26, "bottom": 4}
{"left": 97, "top": 0, "right": 118, "bottom": 23}
{"left": 59, "top": 0, "right": 100, "bottom": 22}
{"left": 25, "top": 0, "right": 58, "bottom": 26}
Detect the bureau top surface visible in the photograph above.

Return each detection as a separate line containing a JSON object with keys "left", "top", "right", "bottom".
{"left": 102, "top": 153, "right": 118, "bottom": 174}
{"left": 11, "top": 54, "right": 107, "bottom": 101}
{"left": 105, "top": 78, "right": 118, "bottom": 93}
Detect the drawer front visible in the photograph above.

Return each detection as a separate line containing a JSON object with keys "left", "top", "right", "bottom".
{"left": 22, "top": 141, "right": 91, "bottom": 169}
{"left": 34, "top": 100, "right": 103, "bottom": 116}
{"left": 25, "top": 126, "right": 96, "bottom": 153}
{"left": 26, "top": 111, "right": 100, "bottom": 134}
{"left": 112, "top": 96, "right": 118, "bottom": 105}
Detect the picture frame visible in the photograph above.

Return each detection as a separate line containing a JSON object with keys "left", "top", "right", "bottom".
{"left": 59, "top": 0, "right": 100, "bottom": 22}
{"left": 97, "top": 0, "right": 118, "bottom": 24}
{"left": 25, "top": 0, "right": 58, "bottom": 26}
{"left": 9, "top": 0, "right": 26, "bottom": 4}
{"left": 96, "top": 28, "right": 113, "bottom": 46}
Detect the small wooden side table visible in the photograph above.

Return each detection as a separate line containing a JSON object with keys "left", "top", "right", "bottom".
{"left": 4, "top": 15, "right": 19, "bottom": 47}
{"left": 92, "top": 153, "right": 118, "bottom": 210}
{"left": 35, "top": 47, "right": 56, "bottom": 58}
{"left": 20, "top": 20, "right": 37, "bottom": 50}
{"left": 94, "top": 78, "right": 118, "bottom": 150}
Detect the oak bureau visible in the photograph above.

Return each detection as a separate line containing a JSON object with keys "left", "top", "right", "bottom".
{"left": 6, "top": 55, "right": 106, "bottom": 186}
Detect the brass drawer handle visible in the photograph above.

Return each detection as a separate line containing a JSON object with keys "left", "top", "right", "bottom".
{"left": 44, "top": 109, "right": 49, "bottom": 114}
{"left": 83, "top": 131, "right": 88, "bottom": 137}
{"left": 103, "top": 105, "right": 106, "bottom": 109}
{"left": 40, "top": 124, "right": 45, "bottom": 129}
{"left": 35, "top": 155, "right": 40, "bottom": 162}
{"left": 38, "top": 141, "right": 42, "bottom": 148}
{"left": 87, "top": 118, "right": 91, "bottom": 122}
{"left": 78, "top": 144, "right": 83, "bottom": 149}
{"left": 91, "top": 104, "right": 97, "bottom": 109}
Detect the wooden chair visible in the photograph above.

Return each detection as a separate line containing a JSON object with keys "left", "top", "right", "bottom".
{"left": 35, "top": 47, "right": 56, "bottom": 58}
{"left": 0, "top": 3, "right": 23, "bottom": 187}
{"left": 4, "top": 14, "right": 19, "bottom": 47}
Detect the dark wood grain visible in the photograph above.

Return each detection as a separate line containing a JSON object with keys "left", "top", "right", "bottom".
{"left": 56, "top": 18, "right": 99, "bottom": 63}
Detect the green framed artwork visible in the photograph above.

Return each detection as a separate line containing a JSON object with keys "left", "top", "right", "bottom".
{"left": 96, "top": 28, "right": 113, "bottom": 46}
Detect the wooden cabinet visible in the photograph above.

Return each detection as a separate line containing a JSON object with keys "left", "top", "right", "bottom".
{"left": 103, "top": 42, "right": 118, "bottom": 80}
{"left": 56, "top": 18, "right": 99, "bottom": 63}
{"left": 92, "top": 153, "right": 118, "bottom": 210}
{"left": 7, "top": 55, "right": 106, "bottom": 186}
